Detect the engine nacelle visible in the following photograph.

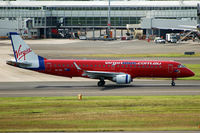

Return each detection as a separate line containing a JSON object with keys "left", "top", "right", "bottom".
{"left": 113, "top": 74, "right": 132, "bottom": 84}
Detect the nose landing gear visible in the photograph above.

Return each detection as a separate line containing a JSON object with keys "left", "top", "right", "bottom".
{"left": 171, "top": 78, "right": 176, "bottom": 86}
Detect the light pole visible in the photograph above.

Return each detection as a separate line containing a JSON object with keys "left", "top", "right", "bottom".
{"left": 107, "top": 0, "right": 111, "bottom": 38}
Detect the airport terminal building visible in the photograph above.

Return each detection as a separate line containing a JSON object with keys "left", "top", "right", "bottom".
{"left": 0, "top": 0, "right": 199, "bottom": 38}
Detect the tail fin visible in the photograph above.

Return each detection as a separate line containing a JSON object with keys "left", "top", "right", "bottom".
{"left": 9, "top": 32, "right": 45, "bottom": 70}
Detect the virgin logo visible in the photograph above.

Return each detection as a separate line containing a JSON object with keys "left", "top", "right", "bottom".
{"left": 15, "top": 44, "right": 32, "bottom": 60}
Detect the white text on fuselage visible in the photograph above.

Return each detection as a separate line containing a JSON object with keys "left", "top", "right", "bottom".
{"left": 105, "top": 62, "right": 161, "bottom": 65}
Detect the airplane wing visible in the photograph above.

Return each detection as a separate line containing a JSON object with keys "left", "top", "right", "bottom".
{"left": 73, "top": 62, "right": 127, "bottom": 79}
{"left": 156, "top": 27, "right": 197, "bottom": 31}
{"left": 179, "top": 25, "right": 196, "bottom": 29}
{"left": 82, "top": 70, "right": 126, "bottom": 79}
{"left": 156, "top": 25, "right": 197, "bottom": 31}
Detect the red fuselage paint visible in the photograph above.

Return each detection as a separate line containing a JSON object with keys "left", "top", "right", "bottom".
{"left": 38, "top": 59, "right": 194, "bottom": 79}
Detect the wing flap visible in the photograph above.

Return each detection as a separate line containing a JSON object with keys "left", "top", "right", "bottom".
{"left": 83, "top": 70, "right": 125, "bottom": 79}
{"left": 73, "top": 61, "right": 126, "bottom": 79}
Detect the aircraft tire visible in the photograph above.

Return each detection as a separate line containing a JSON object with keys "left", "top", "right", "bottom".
{"left": 98, "top": 81, "right": 105, "bottom": 87}
{"left": 171, "top": 81, "right": 175, "bottom": 86}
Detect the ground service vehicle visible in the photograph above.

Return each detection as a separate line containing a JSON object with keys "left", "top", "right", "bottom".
{"left": 154, "top": 37, "right": 166, "bottom": 44}
{"left": 166, "top": 34, "right": 177, "bottom": 43}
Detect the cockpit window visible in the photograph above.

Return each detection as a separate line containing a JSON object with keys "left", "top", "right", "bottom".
{"left": 178, "top": 64, "right": 186, "bottom": 68}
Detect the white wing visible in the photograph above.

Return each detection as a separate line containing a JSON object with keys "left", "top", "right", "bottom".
{"left": 157, "top": 25, "right": 197, "bottom": 31}
{"left": 73, "top": 62, "right": 127, "bottom": 79}
{"left": 82, "top": 70, "right": 126, "bottom": 79}
{"left": 179, "top": 25, "right": 196, "bottom": 29}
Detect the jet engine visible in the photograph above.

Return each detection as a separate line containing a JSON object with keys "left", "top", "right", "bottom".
{"left": 113, "top": 74, "right": 132, "bottom": 84}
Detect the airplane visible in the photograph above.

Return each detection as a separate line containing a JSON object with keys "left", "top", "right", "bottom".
{"left": 158, "top": 24, "right": 200, "bottom": 42}
{"left": 178, "top": 24, "right": 200, "bottom": 32}
{"left": 7, "top": 32, "right": 195, "bottom": 87}
{"left": 176, "top": 24, "right": 200, "bottom": 42}
{"left": 156, "top": 24, "right": 200, "bottom": 32}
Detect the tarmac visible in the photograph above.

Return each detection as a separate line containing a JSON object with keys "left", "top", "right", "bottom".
{"left": 0, "top": 80, "right": 199, "bottom": 97}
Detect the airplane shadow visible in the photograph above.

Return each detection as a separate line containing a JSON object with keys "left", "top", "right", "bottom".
{"left": 35, "top": 85, "right": 96, "bottom": 89}
{"left": 35, "top": 84, "right": 133, "bottom": 90}
{"left": 100, "top": 84, "right": 134, "bottom": 91}
{"left": 34, "top": 84, "right": 200, "bottom": 91}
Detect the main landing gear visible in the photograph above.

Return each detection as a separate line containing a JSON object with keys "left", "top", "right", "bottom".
{"left": 97, "top": 78, "right": 105, "bottom": 87}
{"left": 171, "top": 78, "right": 176, "bottom": 86}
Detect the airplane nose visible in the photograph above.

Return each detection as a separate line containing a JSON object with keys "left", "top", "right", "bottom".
{"left": 190, "top": 71, "right": 195, "bottom": 77}
{"left": 188, "top": 69, "right": 195, "bottom": 77}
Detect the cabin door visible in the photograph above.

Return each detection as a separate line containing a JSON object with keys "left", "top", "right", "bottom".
{"left": 46, "top": 62, "right": 52, "bottom": 72}
{"left": 168, "top": 64, "right": 173, "bottom": 73}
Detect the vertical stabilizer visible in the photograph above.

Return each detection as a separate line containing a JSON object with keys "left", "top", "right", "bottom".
{"left": 9, "top": 32, "right": 45, "bottom": 70}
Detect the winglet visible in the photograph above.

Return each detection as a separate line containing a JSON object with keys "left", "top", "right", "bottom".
{"left": 73, "top": 62, "right": 81, "bottom": 70}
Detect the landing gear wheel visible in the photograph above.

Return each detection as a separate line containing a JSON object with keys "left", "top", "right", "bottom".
{"left": 171, "top": 81, "right": 175, "bottom": 86}
{"left": 97, "top": 81, "right": 105, "bottom": 87}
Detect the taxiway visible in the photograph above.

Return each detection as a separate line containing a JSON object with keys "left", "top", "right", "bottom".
{"left": 0, "top": 80, "right": 199, "bottom": 97}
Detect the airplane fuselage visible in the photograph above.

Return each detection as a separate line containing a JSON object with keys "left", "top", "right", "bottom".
{"left": 40, "top": 59, "right": 194, "bottom": 79}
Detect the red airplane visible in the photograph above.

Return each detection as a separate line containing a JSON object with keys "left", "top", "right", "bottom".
{"left": 7, "top": 32, "right": 195, "bottom": 86}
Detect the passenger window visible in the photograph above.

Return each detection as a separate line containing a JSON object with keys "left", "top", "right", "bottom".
{"left": 103, "top": 65, "right": 105, "bottom": 67}
{"left": 71, "top": 64, "right": 73, "bottom": 67}
{"left": 63, "top": 64, "right": 65, "bottom": 67}
{"left": 58, "top": 64, "right": 61, "bottom": 67}
{"left": 54, "top": 64, "right": 56, "bottom": 67}
{"left": 90, "top": 65, "right": 93, "bottom": 67}
{"left": 67, "top": 64, "right": 69, "bottom": 67}
{"left": 99, "top": 65, "right": 101, "bottom": 67}
{"left": 108, "top": 65, "right": 110, "bottom": 67}
{"left": 126, "top": 65, "right": 128, "bottom": 68}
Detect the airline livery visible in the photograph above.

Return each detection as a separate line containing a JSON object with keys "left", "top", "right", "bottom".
{"left": 7, "top": 32, "right": 195, "bottom": 86}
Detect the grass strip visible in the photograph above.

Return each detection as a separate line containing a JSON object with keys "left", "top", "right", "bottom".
{"left": 0, "top": 96, "right": 200, "bottom": 132}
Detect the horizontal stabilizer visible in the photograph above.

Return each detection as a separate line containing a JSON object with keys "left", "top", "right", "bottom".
{"left": 6, "top": 59, "right": 32, "bottom": 67}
